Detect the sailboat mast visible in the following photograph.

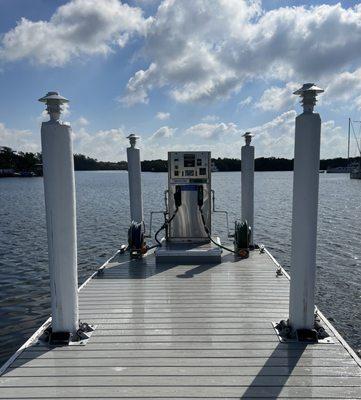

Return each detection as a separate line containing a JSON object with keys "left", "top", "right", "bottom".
{"left": 347, "top": 118, "right": 351, "bottom": 164}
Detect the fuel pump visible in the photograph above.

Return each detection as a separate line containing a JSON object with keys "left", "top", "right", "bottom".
{"left": 152, "top": 151, "right": 252, "bottom": 263}
{"left": 167, "top": 152, "right": 211, "bottom": 242}
{"left": 154, "top": 152, "right": 223, "bottom": 263}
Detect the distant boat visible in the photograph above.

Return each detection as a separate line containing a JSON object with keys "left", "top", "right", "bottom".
{"left": 350, "top": 169, "right": 361, "bottom": 179}
{"left": 19, "top": 171, "right": 36, "bottom": 177}
{"left": 0, "top": 168, "right": 37, "bottom": 178}
{"left": 0, "top": 168, "right": 15, "bottom": 177}
{"left": 350, "top": 161, "right": 361, "bottom": 179}
{"left": 327, "top": 166, "right": 351, "bottom": 173}
{"left": 33, "top": 163, "right": 43, "bottom": 176}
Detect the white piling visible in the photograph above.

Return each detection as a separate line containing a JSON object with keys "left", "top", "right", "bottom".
{"left": 241, "top": 132, "right": 255, "bottom": 245}
{"left": 126, "top": 134, "right": 143, "bottom": 223}
{"left": 289, "top": 83, "right": 324, "bottom": 331}
{"left": 39, "top": 92, "right": 79, "bottom": 334}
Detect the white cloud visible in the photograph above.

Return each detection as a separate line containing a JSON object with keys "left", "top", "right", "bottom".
{"left": 171, "top": 110, "right": 336, "bottom": 160}
{"left": 320, "top": 120, "right": 347, "bottom": 158}
{"left": 356, "top": 96, "right": 361, "bottom": 111}
{"left": 237, "top": 96, "right": 253, "bottom": 109}
{"left": 3, "top": 1, "right": 361, "bottom": 109}
{"left": 76, "top": 116, "right": 89, "bottom": 126}
{"left": 155, "top": 113, "right": 297, "bottom": 159}
{"left": 0, "top": 0, "right": 149, "bottom": 66}
{"left": 72, "top": 126, "right": 128, "bottom": 160}
{"left": 0, "top": 109, "right": 348, "bottom": 161}
{"left": 249, "top": 110, "right": 297, "bottom": 158}
{"left": 37, "top": 110, "right": 49, "bottom": 124}
{"left": 324, "top": 68, "right": 361, "bottom": 108}
{"left": 256, "top": 83, "right": 298, "bottom": 111}
{"left": 69, "top": 116, "right": 350, "bottom": 160}
{"left": 185, "top": 122, "right": 240, "bottom": 140}
{"left": 149, "top": 125, "right": 175, "bottom": 141}
{"left": 122, "top": 1, "right": 361, "bottom": 104}
{"left": 202, "top": 115, "right": 219, "bottom": 122}
{"left": 244, "top": 111, "right": 348, "bottom": 159}
{"left": 0, "top": 122, "right": 40, "bottom": 153}
{"left": 155, "top": 111, "right": 170, "bottom": 120}
{"left": 120, "top": 62, "right": 158, "bottom": 106}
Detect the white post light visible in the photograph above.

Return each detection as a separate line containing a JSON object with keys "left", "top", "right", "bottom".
{"left": 289, "top": 83, "right": 324, "bottom": 331}
{"left": 126, "top": 134, "right": 143, "bottom": 223}
{"left": 241, "top": 132, "right": 255, "bottom": 245}
{"left": 39, "top": 91, "right": 79, "bottom": 335}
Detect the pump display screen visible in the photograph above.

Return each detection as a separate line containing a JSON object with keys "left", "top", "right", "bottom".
{"left": 184, "top": 154, "right": 195, "bottom": 167}
{"left": 184, "top": 170, "right": 194, "bottom": 176}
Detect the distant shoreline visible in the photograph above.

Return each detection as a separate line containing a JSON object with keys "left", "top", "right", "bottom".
{"left": 1, "top": 146, "right": 359, "bottom": 174}
{"left": 0, "top": 170, "right": 355, "bottom": 178}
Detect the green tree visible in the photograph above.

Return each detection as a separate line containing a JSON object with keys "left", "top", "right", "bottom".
{"left": 0, "top": 147, "right": 16, "bottom": 169}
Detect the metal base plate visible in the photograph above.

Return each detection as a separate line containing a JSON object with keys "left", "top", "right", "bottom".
{"left": 155, "top": 238, "right": 222, "bottom": 264}
{"left": 272, "top": 322, "right": 334, "bottom": 344}
{"left": 37, "top": 324, "right": 97, "bottom": 347}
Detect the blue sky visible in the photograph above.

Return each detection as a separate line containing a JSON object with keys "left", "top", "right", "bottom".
{"left": 1, "top": 0, "right": 361, "bottom": 161}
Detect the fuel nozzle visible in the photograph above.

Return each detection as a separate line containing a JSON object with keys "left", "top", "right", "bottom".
{"left": 174, "top": 185, "right": 182, "bottom": 208}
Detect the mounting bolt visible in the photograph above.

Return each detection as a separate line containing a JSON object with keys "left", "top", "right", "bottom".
{"left": 293, "top": 83, "right": 324, "bottom": 113}
{"left": 38, "top": 91, "right": 69, "bottom": 122}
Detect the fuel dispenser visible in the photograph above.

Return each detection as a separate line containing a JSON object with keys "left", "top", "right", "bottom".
{"left": 167, "top": 151, "right": 211, "bottom": 242}
{"left": 154, "top": 151, "right": 222, "bottom": 263}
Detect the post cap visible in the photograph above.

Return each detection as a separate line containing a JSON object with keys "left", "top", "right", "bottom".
{"left": 242, "top": 132, "right": 254, "bottom": 145}
{"left": 127, "top": 134, "right": 140, "bottom": 148}
{"left": 38, "top": 91, "right": 69, "bottom": 103}
{"left": 293, "top": 83, "right": 324, "bottom": 96}
{"left": 293, "top": 83, "right": 324, "bottom": 113}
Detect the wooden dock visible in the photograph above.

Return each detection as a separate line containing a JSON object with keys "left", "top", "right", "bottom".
{"left": 1, "top": 249, "right": 361, "bottom": 398}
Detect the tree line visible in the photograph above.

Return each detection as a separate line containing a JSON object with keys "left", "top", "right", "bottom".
{"left": 0, "top": 146, "right": 357, "bottom": 173}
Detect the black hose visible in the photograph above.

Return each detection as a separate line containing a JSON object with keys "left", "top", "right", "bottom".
{"left": 154, "top": 224, "right": 165, "bottom": 246}
{"left": 198, "top": 205, "right": 237, "bottom": 254}
{"left": 154, "top": 207, "right": 179, "bottom": 247}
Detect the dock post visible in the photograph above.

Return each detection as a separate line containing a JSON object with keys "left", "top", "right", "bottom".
{"left": 289, "top": 83, "right": 324, "bottom": 331}
{"left": 126, "top": 134, "right": 143, "bottom": 223}
{"left": 39, "top": 92, "right": 79, "bottom": 335}
{"left": 241, "top": 132, "right": 255, "bottom": 245}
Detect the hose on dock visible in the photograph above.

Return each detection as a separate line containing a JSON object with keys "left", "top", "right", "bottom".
{"left": 198, "top": 205, "right": 237, "bottom": 254}
{"left": 128, "top": 221, "right": 147, "bottom": 257}
{"left": 198, "top": 205, "right": 251, "bottom": 257}
{"left": 153, "top": 207, "right": 179, "bottom": 247}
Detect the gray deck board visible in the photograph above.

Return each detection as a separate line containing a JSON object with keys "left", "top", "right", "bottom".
{"left": 1, "top": 375, "right": 361, "bottom": 387}
{"left": 0, "top": 386, "right": 361, "bottom": 398}
{"left": 1, "top": 250, "right": 361, "bottom": 398}
{"left": 5, "top": 365, "right": 361, "bottom": 377}
{"left": 10, "top": 356, "right": 357, "bottom": 368}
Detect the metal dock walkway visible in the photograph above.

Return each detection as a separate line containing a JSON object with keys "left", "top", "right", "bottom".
{"left": 1, "top": 249, "right": 361, "bottom": 398}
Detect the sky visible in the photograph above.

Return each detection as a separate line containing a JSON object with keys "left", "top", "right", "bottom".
{"left": 1, "top": 0, "right": 361, "bottom": 161}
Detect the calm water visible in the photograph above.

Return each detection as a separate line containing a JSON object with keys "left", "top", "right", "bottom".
{"left": 0, "top": 171, "right": 361, "bottom": 364}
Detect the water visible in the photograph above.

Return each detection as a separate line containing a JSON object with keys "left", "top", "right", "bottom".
{"left": 0, "top": 171, "right": 361, "bottom": 364}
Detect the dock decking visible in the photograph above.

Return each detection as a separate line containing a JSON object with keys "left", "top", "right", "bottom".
{"left": 1, "top": 249, "right": 361, "bottom": 398}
